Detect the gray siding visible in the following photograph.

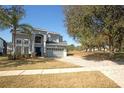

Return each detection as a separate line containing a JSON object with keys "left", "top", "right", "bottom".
{"left": 15, "top": 34, "right": 30, "bottom": 39}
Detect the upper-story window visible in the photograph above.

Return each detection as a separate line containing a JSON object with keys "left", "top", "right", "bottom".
{"left": 16, "top": 39, "right": 21, "bottom": 44}
{"left": 56, "top": 39, "right": 59, "bottom": 42}
{"left": 35, "top": 36, "right": 41, "bottom": 43}
{"left": 24, "top": 40, "right": 29, "bottom": 45}
{"left": 48, "top": 34, "right": 51, "bottom": 38}
{"left": 48, "top": 34, "right": 51, "bottom": 41}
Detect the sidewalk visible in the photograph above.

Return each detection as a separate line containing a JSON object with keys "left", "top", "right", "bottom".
{"left": 0, "top": 67, "right": 96, "bottom": 76}
{"left": 0, "top": 65, "right": 124, "bottom": 87}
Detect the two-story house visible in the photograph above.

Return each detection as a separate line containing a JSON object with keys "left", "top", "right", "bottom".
{"left": 12, "top": 28, "right": 67, "bottom": 57}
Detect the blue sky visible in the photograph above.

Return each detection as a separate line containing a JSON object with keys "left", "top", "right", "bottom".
{"left": 0, "top": 5, "right": 79, "bottom": 46}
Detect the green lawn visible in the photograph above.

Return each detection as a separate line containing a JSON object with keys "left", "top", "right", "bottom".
{"left": 0, "top": 57, "right": 79, "bottom": 71}
{"left": 0, "top": 71, "right": 119, "bottom": 88}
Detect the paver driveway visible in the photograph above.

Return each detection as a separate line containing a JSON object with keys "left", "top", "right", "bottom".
{"left": 57, "top": 56, "right": 124, "bottom": 88}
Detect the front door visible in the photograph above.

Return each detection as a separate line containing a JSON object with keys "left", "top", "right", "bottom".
{"left": 35, "top": 47, "right": 41, "bottom": 56}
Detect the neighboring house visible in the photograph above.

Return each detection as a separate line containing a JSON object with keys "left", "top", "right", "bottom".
{"left": 12, "top": 28, "right": 67, "bottom": 57}
{"left": 0, "top": 37, "right": 7, "bottom": 56}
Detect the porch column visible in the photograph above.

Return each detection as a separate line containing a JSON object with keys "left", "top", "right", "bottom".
{"left": 32, "top": 33, "right": 35, "bottom": 54}
{"left": 29, "top": 39, "right": 31, "bottom": 54}
{"left": 22, "top": 44, "right": 24, "bottom": 54}
{"left": 12, "top": 33, "right": 15, "bottom": 54}
{"left": 63, "top": 48, "right": 67, "bottom": 57}
{"left": 43, "top": 34, "right": 47, "bottom": 56}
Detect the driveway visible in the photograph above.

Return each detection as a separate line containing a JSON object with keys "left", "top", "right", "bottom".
{"left": 57, "top": 56, "right": 124, "bottom": 88}
{"left": 57, "top": 56, "right": 123, "bottom": 67}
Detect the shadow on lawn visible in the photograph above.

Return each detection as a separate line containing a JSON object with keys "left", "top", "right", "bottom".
{"left": 82, "top": 52, "right": 124, "bottom": 65}
{"left": 67, "top": 53, "right": 74, "bottom": 56}
{"left": 0, "top": 57, "right": 55, "bottom": 68}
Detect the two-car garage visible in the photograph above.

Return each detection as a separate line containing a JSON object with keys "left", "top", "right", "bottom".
{"left": 46, "top": 48, "right": 66, "bottom": 57}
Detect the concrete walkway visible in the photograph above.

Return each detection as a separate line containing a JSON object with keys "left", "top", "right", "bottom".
{"left": 0, "top": 67, "right": 95, "bottom": 76}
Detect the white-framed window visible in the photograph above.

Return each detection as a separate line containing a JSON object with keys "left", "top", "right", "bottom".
{"left": 24, "top": 39, "right": 29, "bottom": 45}
{"left": 15, "top": 46, "right": 21, "bottom": 54}
{"left": 48, "top": 34, "right": 51, "bottom": 41}
{"left": 56, "top": 39, "right": 59, "bottom": 42}
{"left": 48, "top": 34, "right": 51, "bottom": 38}
{"left": 24, "top": 47, "right": 29, "bottom": 54}
{"left": 35, "top": 36, "right": 41, "bottom": 43}
{"left": 16, "top": 39, "right": 22, "bottom": 44}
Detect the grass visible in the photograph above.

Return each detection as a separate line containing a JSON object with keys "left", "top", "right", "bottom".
{"left": 0, "top": 71, "right": 119, "bottom": 88}
{"left": 0, "top": 57, "right": 79, "bottom": 71}
{"left": 67, "top": 50, "right": 94, "bottom": 57}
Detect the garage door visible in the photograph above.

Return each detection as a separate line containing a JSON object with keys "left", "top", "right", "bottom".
{"left": 46, "top": 48, "right": 64, "bottom": 57}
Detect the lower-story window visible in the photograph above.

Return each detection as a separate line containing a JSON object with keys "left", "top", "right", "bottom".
{"left": 16, "top": 46, "right": 21, "bottom": 54}
{"left": 24, "top": 47, "right": 29, "bottom": 54}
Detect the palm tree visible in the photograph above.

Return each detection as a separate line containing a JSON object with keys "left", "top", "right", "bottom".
{"left": 0, "top": 6, "right": 33, "bottom": 59}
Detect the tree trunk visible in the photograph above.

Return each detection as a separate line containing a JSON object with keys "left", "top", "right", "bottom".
{"left": 108, "top": 36, "right": 115, "bottom": 58}
{"left": 109, "top": 37, "right": 114, "bottom": 52}
{"left": 12, "top": 30, "right": 16, "bottom": 60}
{"left": 99, "top": 46, "right": 102, "bottom": 51}
{"left": 93, "top": 47, "right": 95, "bottom": 52}
{"left": 85, "top": 48, "right": 88, "bottom": 52}
{"left": 97, "top": 45, "right": 100, "bottom": 51}
{"left": 89, "top": 47, "right": 92, "bottom": 52}
{"left": 118, "top": 39, "right": 122, "bottom": 52}
{"left": 103, "top": 47, "right": 105, "bottom": 52}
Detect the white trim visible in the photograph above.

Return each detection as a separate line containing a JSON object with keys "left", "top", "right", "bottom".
{"left": 23, "top": 39, "right": 30, "bottom": 46}
{"left": 16, "top": 38, "right": 23, "bottom": 46}
{"left": 24, "top": 46, "right": 29, "bottom": 54}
